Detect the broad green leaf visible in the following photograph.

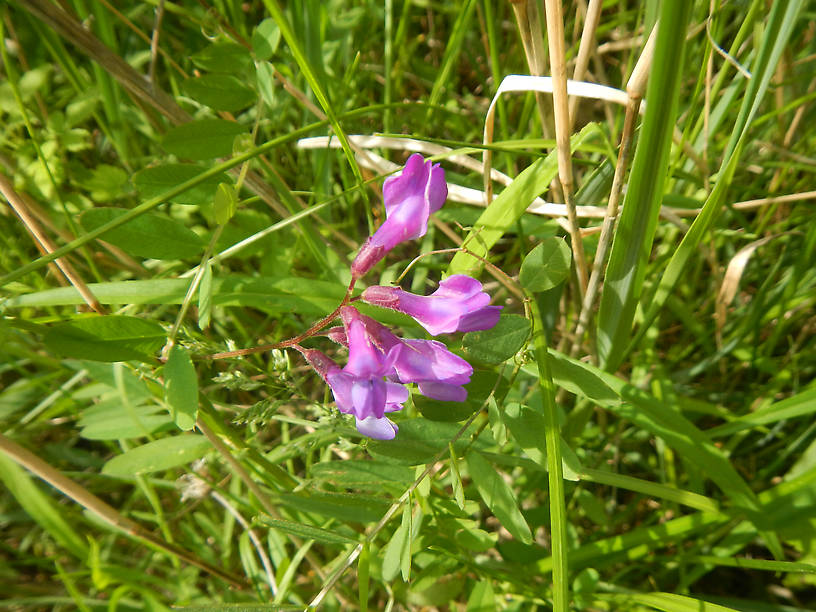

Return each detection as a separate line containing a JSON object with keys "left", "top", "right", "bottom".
{"left": 465, "top": 450, "right": 532, "bottom": 544}
{"left": 181, "top": 75, "right": 256, "bottom": 112}
{"left": 256, "top": 61, "right": 277, "bottom": 107}
{"left": 82, "top": 164, "right": 129, "bottom": 201}
{"left": 79, "top": 403, "right": 172, "bottom": 440}
{"left": 309, "top": 460, "right": 413, "bottom": 486}
{"left": 503, "top": 403, "right": 580, "bottom": 481}
{"left": 275, "top": 491, "right": 390, "bottom": 524}
{"left": 102, "top": 435, "right": 210, "bottom": 476}
{"left": 519, "top": 238, "right": 572, "bottom": 292}
{"left": 132, "top": 164, "right": 232, "bottom": 206}
{"left": 367, "top": 418, "right": 487, "bottom": 465}
{"left": 462, "top": 315, "right": 530, "bottom": 365}
{"left": 382, "top": 504, "right": 411, "bottom": 582}
{"left": 80, "top": 207, "right": 204, "bottom": 260}
{"left": 596, "top": 3, "right": 692, "bottom": 371}
{"left": 258, "top": 517, "right": 357, "bottom": 545}
{"left": 161, "top": 119, "right": 246, "bottom": 160}
{"left": 191, "top": 42, "right": 252, "bottom": 73}
{"left": 214, "top": 182, "right": 238, "bottom": 225}
{"left": 465, "top": 580, "right": 495, "bottom": 612}
{"left": 44, "top": 315, "right": 165, "bottom": 362}
{"left": 252, "top": 19, "right": 281, "bottom": 60}
{"left": 164, "top": 346, "right": 198, "bottom": 431}
{"left": 413, "top": 392, "right": 477, "bottom": 423}
{"left": 2, "top": 275, "right": 346, "bottom": 316}
{"left": 0, "top": 454, "right": 88, "bottom": 559}
{"left": 448, "top": 123, "right": 599, "bottom": 277}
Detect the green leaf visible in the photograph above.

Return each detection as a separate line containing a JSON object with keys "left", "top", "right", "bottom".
{"left": 309, "top": 460, "right": 413, "bottom": 486}
{"left": 465, "top": 580, "right": 495, "bottom": 612}
{"left": 79, "top": 403, "right": 172, "bottom": 440}
{"left": 367, "top": 418, "right": 487, "bottom": 465}
{"left": 465, "top": 450, "right": 532, "bottom": 544}
{"left": 258, "top": 517, "right": 357, "bottom": 545}
{"left": 503, "top": 403, "right": 581, "bottom": 481}
{"left": 82, "top": 164, "right": 129, "bottom": 201}
{"left": 44, "top": 315, "right": 165, "bottom": 362}
{"left": 102, "top": 435, "right": 210, "bottom": 476}
{"left": 595, "top": 3, "right": 692, "bottom": 370}
{"left": 276, "top": 491, "right": 390, "bottom": 524}
{"left": 252, "top": 19, "right": 281, "bottom": 60}
{"left": 214, "top": 182, "right": 238, "bottom": 225}
{"left": 519, "top": 238, "right": 572, "bottom": 292}
{"left": 462, "top": 315, "right": 530, "bottom": 365}
{"left": 448, "top": 124, "right": 599, "bottom": 277}
{"left": 191, "top": 42, "right": 252, "bottom": 73}
{"left": 256, "top": 61, "right": 277, "bottom": 107}
{"left": 181, "top": 75, "right": 256, "bottom": 112}
{"left": 161, "top": 119, "right": 246, "bottom": 160}
{"left": 164, "top": 346, "right": 198, "bottom": 431}
{"left": 80, "top": 207, "right": 204, "bottom": 260}
{"left": 382, "top": 504, "right": 411, "bottom": 582}
{"left": 132, "top": 164, "right": 232, "bottom": 206}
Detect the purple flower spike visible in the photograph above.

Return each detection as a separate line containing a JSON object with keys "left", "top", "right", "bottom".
{"left": 351, "top": 154, "right": 447, "bottom": 279}
{"left": 343, "top": 312, "right": 474, "bottom": 402}
{"left": 361, "top": 274, "right": 502, "bottom": 336}
{"left": 299, "top": 310, "right": 408, "bottom": 440}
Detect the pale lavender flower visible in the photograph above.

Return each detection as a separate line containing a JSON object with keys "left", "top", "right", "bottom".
{"left": 350, "top": 154, "right": 447, "bottom": 279}
{"left": 361, "top": 274, "right": 502, "bottom": 336}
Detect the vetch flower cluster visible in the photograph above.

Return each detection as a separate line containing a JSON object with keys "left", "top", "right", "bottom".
{"left": 295, "top": 154, "right": 500, "bottom": 440}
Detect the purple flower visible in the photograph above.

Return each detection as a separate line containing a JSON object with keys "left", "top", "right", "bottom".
{"left": 351, "top": 154, "right": 447, "bottom": 279}
{"left": 361, "top": 274, "right": 502, "bottom": 336}
{"left": 298, "top": 309, "right": 408, "bottom": 440}
{"left": 329, "top": 312, "right": 474, "bottom": 402}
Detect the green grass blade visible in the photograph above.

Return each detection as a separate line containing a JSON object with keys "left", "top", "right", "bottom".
{"left": 448, "top": 123, "right": 599, "bottom": 276}
{"left": 260, "top": 0, "right": 366, "bottom": 202}
{"left": 529, "top": 297, "right": 568, "bottom": 612}
{"left": 596, "top": 2, "right": 692, "bottom": 371}
{"left": 630, "top": 0, "right": 805, "bottom": 357}
{"left": 0, "top": 453, "right": 89, "bottom": 559}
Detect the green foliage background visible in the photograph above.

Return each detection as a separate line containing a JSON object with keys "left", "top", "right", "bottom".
{"left": 1, "top": 1, "right": 815, "bottom": 610}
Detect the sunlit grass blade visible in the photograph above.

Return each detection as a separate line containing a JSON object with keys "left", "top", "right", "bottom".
{"left": 596, "top": 2, "right": 691, "bottom": 371}
{"left": 631, "top": 0, "right": 806, "bottom": 357}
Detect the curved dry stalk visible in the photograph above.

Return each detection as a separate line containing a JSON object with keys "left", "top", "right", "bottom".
{"left": 0, "top": 173, "right": 105, "bottom": 314}
{"left": 569, "top": 0, "right": 603, "bottom": 130}
{"left": 0, "top": 432, "right": 247, "bottom": 590}
{"left": 544, "top": 0, "right": 588, "bottom": 297}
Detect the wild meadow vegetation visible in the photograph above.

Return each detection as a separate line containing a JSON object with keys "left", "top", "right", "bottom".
{"left": 1, "top": 0, "right": 815, "bottom": 610}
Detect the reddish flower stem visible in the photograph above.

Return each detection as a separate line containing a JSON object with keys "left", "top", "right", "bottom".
{"left": 204, "top": 278, "right": 356, "bottom": 360}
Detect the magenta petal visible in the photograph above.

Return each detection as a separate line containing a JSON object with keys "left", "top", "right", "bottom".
{"left": 457, "top": 305, "right": 503, "bottom": 333}
{"left": 351, "top": 378, "right": 387, "bottom": 419}
{"left": 383, "top": 153, "right": 428, "bottom": 217}
{"left": 355, "top": 416, "right": 398, "bottom": 440}
{"left": 426, "top": 163, "right": 448, "bottom": 214}
{"left": 418, "top": 381, "right": 468, "bottom": 402}
{"left": 326, "top": 369, "right": 354, "bottom": 414}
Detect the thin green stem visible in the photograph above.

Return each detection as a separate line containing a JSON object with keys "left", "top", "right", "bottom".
{"left": 530, "top": 297, "right": 569, "bottom": 611}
